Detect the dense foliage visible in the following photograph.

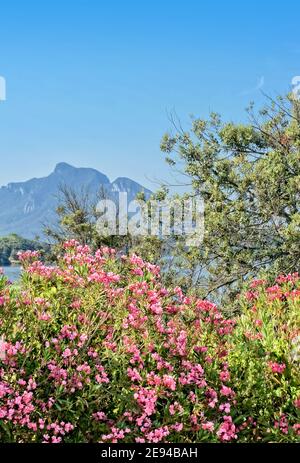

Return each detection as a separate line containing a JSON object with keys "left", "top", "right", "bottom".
{"left": 0, "top": 242, "right": 298, "bottom": 443}
{"left": 160, "top": 94, "right": 300, "bottom": 300}
{"left": 44, "top": 185, "right": 138, "bottom": 265}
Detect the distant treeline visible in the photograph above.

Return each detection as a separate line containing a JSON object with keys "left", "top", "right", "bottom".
{"left": 0, "top": 234, "right": 50, "bottom": 265}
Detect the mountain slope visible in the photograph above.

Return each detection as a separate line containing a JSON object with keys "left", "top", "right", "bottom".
{"left": 0, "top": 163, "right": 152, "bottom": 238}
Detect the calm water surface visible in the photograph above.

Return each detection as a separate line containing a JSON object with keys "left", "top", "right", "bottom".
{"left": 2, "top": 266, "right": 22, "bottom": 282}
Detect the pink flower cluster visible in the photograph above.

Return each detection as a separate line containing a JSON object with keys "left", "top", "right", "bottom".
{"left": 268, "top": 361, "right": 286, "bottom": 374}
{"left": 0, "top": 241, "right": 298, "bottom": 443}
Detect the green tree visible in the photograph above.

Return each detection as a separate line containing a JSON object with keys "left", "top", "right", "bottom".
{"left": 44, "top": 184, "right": 133, "bottom": 254}
{"left": 159, "top": 94, "right": 300, "bottom": 301}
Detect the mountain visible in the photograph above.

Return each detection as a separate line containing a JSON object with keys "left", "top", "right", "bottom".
{"left": 0, "top": 163, "right": 152, "bottom": 239}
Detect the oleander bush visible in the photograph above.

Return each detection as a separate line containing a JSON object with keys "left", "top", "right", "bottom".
{"left": 229, "top": 276, "right": 300, "bottom": 441}
{"left": 0, "top": 242, "right": 299, "bottom": 443}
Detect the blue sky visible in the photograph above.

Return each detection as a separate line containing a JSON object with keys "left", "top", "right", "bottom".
{"left": 0, "top": 0, "right": 299, "bottom": 190}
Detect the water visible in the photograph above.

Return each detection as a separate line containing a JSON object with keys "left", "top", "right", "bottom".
{"left": 1, "top": 266, "right": 22, "bottom": 282}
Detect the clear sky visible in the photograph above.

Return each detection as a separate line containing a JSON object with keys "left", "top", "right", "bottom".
{"left": 0, "top": 0, "right": 299, "bottom": 190}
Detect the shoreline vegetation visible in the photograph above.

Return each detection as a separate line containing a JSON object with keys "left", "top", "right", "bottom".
{"left": 0, "top": 234, "right": 50, "bottom": 266}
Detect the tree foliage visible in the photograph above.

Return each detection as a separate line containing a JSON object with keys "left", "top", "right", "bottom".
{"left": 44, "top": 185, "right": 131, "bottom": 254}
{"left": 160, "top": 94, "right": 300, "bottom": 301}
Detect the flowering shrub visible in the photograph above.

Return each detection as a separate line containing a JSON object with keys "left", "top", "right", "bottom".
{"left": 229, "top": 276, "right": 300, "bottom": 442}
{"left": 0, "top": 242, "right": 299, "bottom": 443}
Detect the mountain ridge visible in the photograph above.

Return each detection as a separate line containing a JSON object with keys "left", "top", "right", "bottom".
{"left": 0, "top": 163, "right": 152, "bottom": 239}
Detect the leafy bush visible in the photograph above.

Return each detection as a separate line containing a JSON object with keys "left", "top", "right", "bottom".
{"left": 0, "top": 243, "right": 299, "bottom": 442}
{"left": 229, "top": 276, "right": 300, "bottom": 442}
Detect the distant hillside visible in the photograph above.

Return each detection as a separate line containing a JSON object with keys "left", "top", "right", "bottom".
{"left": 0, "top": 163, "right": 152, "bottom": 239}
{"left": 0, "top": 234, "right": 50, "bottom": 265}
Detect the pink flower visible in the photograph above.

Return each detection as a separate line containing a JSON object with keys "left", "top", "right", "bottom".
{"left": 219, "top": 370, "right": 230, "bottom": 382}
{"left": 294, "top": 397, "right": 300, "bottom": 409}
{"left": 169, "top": 402, "right": 183, "bottom": 415}
{"left": 172, "top": 422, "right": 183, "bottom": 432}
{"left": 134, "top": 387, "right": 157, "bottom": 416}
{"left": 244, "top": 291, "right": 258, "bottom": 301}
{"left": 162, "top": 374, "right": 176, "bottom": 391}
{"left": 93, "top": 411, "right": 107, "bottom": 422}
{"left": 219, "top": 402, "right": 231, "bottom": 414}
{"left": 51, "top": 436, "right": 62, "bottom": 443}
{"left": 206, "top": 388, "right": 218, "bottom": 408}
{"left": 220, "top": 385, "right": 235, "bottom": 398}
{"left": 38, "top": 312, "right": 52, "bottom": 321}
{"left": 188, "top": 391, "right": 197, "bottom": 403}
{"left": 217, "top": 416, "right": 237, "bottom": 441}
{"left": 194, "top": 346, "right": 208, "bottom": 353}
{"left": 268, "top": 361, "right": 286, "bottom": 374}
{"left": 95, "top": 365, "right": 109, "bottom": 384}
{"left": 274, "top": 414, "right": 288, "bottom": 435}
{"left": 250, "top": 279, "right": 266, "bottom": 288}
{"left": 293, "top": 424, "right": 300, "bottom": 436}
{"left": 127, "top": 368, "right": 142, "bottom": 382}
{"left": 135, "top": 437, "right": 146, "bottom": 443}
{"left": 62, "top": 348, "right": 72, "bottom": 358}
{"left": 146, "top": 426, "right": 170, "bottom": 443}
{"left": 201, "top": 421, "right": 214, "bottom": 432}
